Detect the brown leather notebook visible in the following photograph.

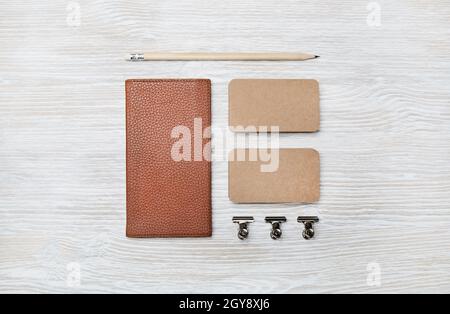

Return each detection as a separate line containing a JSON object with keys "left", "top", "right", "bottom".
{"left": 126, "top": 79, "right": 212, "bottom": 237}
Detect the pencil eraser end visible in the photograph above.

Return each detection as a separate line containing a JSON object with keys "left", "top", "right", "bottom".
{"left": 127, "top": 53, "right": 144, "bottom": 61}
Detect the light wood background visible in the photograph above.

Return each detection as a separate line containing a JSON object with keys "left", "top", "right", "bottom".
{"left": 1, "top": 0, "right": 449, "bottom": 294}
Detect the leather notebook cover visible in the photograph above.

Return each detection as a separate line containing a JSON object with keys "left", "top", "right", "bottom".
{"left": 126, "top": 79, "right": 212, "bottom": 237}
{"left": 229, "top": 148, "right": 320, "bottom": 203}
{"left": 229, "top": 79, "right": 320, "bottom": 132}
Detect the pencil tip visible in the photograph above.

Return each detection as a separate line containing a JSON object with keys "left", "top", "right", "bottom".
{"left": 315, "top": 55, "right": 320, "bottom": 59}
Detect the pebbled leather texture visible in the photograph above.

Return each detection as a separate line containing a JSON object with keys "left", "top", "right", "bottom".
{"left": 126, "top": 79, "right": 212, "bottom": 237}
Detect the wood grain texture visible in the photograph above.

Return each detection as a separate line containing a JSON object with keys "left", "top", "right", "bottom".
{"left": 1, "top": 0, "right": 450, "bottom": 294}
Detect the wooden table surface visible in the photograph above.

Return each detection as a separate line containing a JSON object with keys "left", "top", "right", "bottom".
{"left": 1, "top": 0, "right": 449, "bottom": 294}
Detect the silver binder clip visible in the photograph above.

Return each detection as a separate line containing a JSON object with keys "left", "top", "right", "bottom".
{"left": 297, "top": 216, "right": 319, "bottom": 240}
{"left": 265, "top": 216, "right": 287, "bottom": 240}
{"left": 232, "top": 216, "right": 255, "bottom": 240}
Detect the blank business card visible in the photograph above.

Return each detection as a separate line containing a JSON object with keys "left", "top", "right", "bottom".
{"left": 229, "top": 79, "right": 320, "bottom": 132}
{"left": 228, "top": 148, "right": 320, "bottom": 203}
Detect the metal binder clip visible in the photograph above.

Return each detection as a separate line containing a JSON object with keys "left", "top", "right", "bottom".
{"left": 232, "top": 216, "right": 255, "bottom": 240}
{"left": 265, "top": 216, "right": 287, "bottom": 240}
{"left": 297, "top": 216, "right": 319, "bottom": 240}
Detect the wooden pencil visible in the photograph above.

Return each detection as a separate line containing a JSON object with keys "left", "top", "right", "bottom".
{"left": 127, "top": 52, "right": 319, "bottom": 61}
